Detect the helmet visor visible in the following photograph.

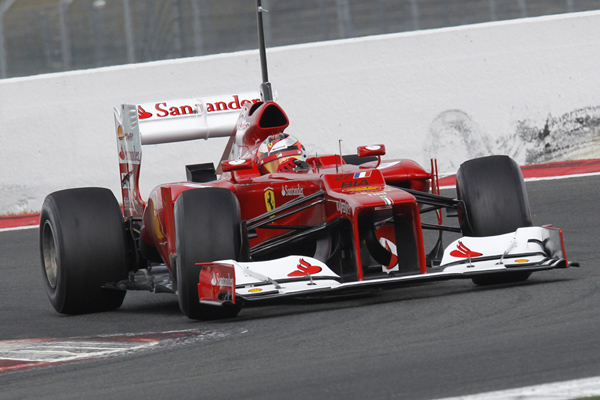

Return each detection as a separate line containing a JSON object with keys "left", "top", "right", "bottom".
{"left": 261, "top": 155, "right": 302, "bottom": 173}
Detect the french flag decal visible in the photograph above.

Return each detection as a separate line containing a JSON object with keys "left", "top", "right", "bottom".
{"left": 354, "top": 171, "right": 371, "bottom": 179}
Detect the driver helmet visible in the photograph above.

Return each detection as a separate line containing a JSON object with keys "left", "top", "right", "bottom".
{"left": 256, "top": 133, "right": 306, "bottom": 174}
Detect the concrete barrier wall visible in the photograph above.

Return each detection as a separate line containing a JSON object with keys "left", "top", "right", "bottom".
{"left": 2, "top": 11, "right": 599, "bottom": 215}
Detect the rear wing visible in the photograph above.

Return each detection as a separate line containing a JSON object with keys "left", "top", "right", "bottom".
{"left": 113, "top": 92, "right": 260, "bottom": 217}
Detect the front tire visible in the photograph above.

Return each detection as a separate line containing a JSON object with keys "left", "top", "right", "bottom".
{"left": 456, "top": 155, "right": 533, "bottom": 286}
{"left": 174, "top": 188, "right": 243, "bottom": 320}
{"left": 40, "top": 188, "right": 129, "bottom": 314}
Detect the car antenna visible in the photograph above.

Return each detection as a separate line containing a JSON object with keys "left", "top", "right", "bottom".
{"left": 256, "top": 0, "right": 273, "bottom": 102}
{"left": 337, "top": 139, "right": 343, "bottom": 173}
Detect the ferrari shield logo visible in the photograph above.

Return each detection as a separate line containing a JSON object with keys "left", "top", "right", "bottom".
{"left": 264, "top": 188, "right": 276, "bottom": 211}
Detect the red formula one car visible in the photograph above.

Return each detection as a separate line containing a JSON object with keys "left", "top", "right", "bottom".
{"left": 39, "top": 4, "right": 570, "bottom": 320}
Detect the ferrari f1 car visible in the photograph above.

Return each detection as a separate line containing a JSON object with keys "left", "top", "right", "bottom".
{"left": 39, "top": 3, "right": 569, "bottom": 320}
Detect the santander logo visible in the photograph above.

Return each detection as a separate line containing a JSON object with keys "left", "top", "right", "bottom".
{"left": 138, "top": 106, "right": 152, "bottom": 119}
{"left": 450, "top": 241, "right": 483, "bottom": 258}
{"left": 137, "top": 94, "right": 261, "bottom": 120}
{"left": 288, "top": 258, "right": 322, "bottom": 277}
{"left": 210, "top": 273, "right": 234, "bottom": 288}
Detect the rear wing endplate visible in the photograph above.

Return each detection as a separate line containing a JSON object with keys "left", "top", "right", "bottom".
{"left": 113, "top": 92, "right": 260, "bottom": 217}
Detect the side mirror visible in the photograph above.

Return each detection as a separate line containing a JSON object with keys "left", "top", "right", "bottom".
{"left": 220, "top": 158, "right": 254, "bottom": 172}
{"left": 357, "top": 144, "right": 386, "bottom": 158}
{"left": 357, "top": 145, "right": 385, "bottom": 168}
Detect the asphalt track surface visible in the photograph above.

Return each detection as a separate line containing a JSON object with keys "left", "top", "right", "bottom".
{"left": 1, "top": 175, "right": 599, "bottom": 400}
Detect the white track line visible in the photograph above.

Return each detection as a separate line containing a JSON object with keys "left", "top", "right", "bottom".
{"left": 524, "top": 171, "right": 600, "bottom": 182}
{"left": 0, "top": 340, "right": 156, "bottom": 362}
{"left": 0, "top": 339, "right": 156, "bottom": 373}
{"left": 436, "top": 376, "right": 600, "bottom": 400}
{"left": 0, "top": 225, "right": 38, "bottom": 232}
{"left": 438, "top": 171, "right": 600, "bottom": 190}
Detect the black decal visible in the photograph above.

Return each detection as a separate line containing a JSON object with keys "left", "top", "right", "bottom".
{"left": 266, "top": 191, "right": 275, "bottom": 209}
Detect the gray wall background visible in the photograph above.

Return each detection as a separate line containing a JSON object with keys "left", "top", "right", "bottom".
{"left": 0, "top": 0, "right": 597, "bottom": 79}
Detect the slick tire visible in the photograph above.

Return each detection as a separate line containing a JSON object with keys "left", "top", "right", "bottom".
{"left": 40, "top": 188, "right": 129, "bottom": 314}
{"left": 174, "top": 188, "right": 243, "bottom": 320}
{"left": 456, "top": 155, "right": 533, "bottom": 286}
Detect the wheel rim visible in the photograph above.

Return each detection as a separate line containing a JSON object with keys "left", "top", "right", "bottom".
{"left": 42, "top": 221, "right": 59, "bottom": 289}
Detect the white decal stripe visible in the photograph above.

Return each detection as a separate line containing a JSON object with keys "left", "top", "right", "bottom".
{"left": 435, "top": 376, "right": 600, "bottom": 400}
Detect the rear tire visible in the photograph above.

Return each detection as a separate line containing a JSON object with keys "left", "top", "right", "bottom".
{"left": 174, "top": 188, "right": 243, "bottom": 320}
{"left": 39, "top": 188, "right": 129, "bottom": 314}
{"left": 456, "top": 155, "right": 533, "bottom": 286}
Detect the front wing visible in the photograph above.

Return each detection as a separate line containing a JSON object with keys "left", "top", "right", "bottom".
{"left": 197, "top": 227, "right": 568, "bottom": 305}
